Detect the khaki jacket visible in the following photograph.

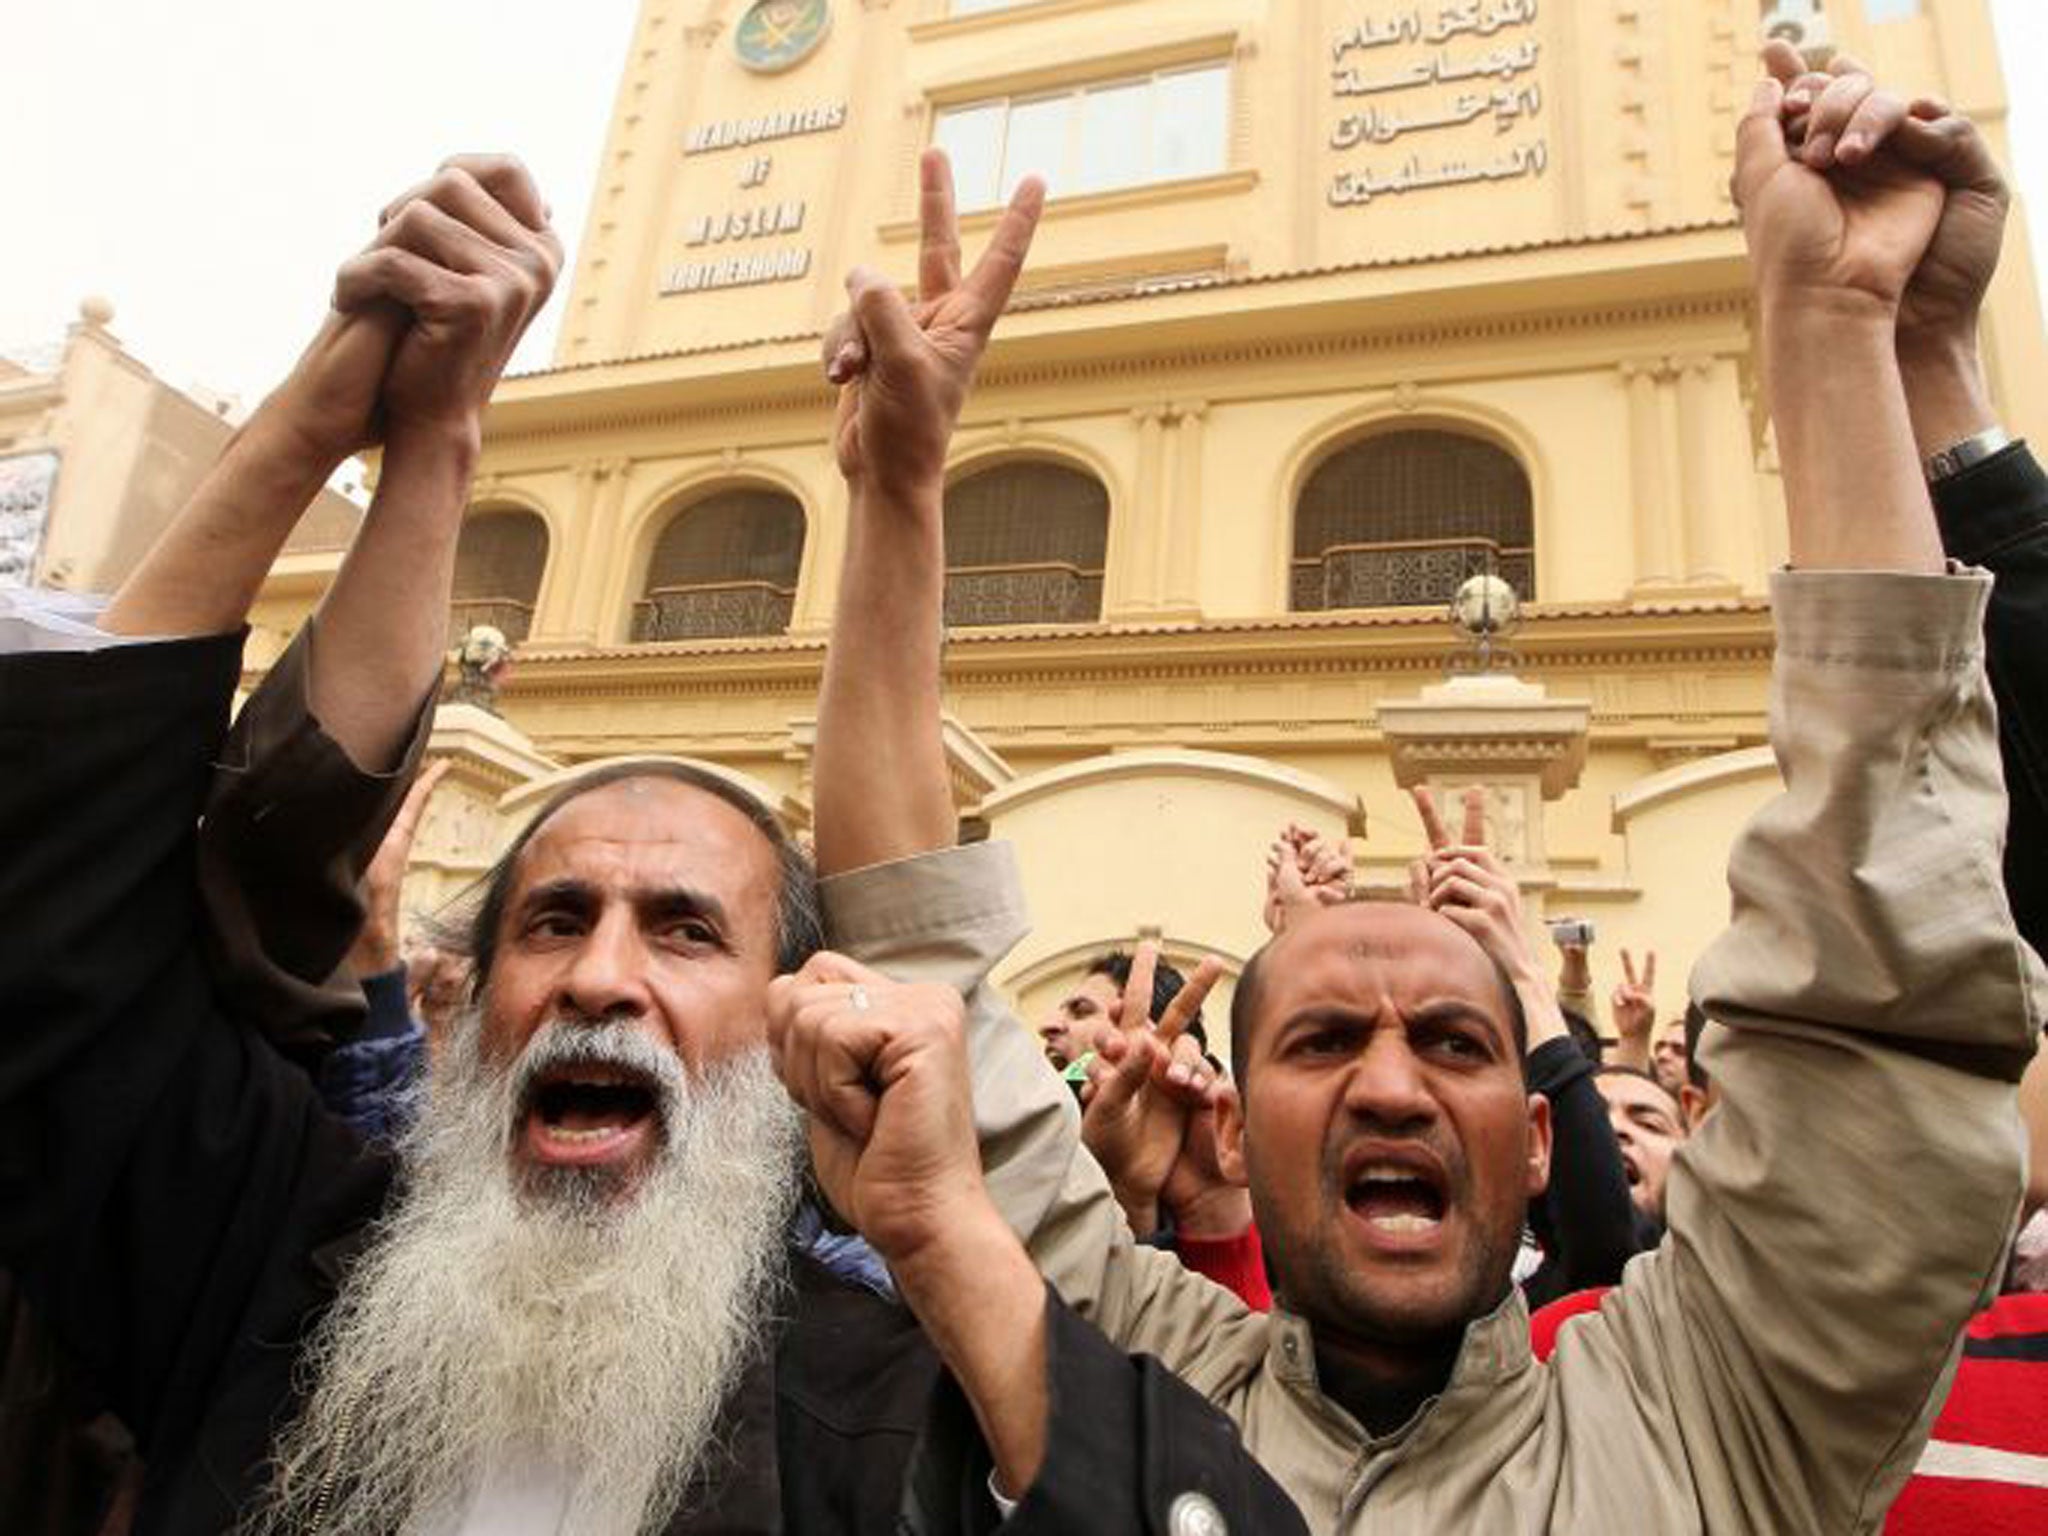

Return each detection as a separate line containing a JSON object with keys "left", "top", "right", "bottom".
{"left": 822, "top": 571, "right": 2046, "bottom": 1534}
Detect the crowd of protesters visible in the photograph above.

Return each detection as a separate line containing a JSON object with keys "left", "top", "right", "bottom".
{"left": 2, "top": 39, "right": 2045, "bottom": 1536}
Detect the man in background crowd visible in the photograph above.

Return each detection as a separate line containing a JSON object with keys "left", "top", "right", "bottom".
{"left": 1594, "top": 1066, "right": 1689, "bottom": 1225}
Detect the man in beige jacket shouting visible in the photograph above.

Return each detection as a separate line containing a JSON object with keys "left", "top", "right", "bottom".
{"left": 770, "top": 48, "right": 2048, "bottom": 1533}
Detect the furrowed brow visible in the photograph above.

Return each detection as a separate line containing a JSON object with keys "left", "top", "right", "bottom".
{"left": 516, "top": 878, "right": 599, "bottom": 922}
{"left": 1408, "top": 1000, "right": 1512, "bottom": 1052}
{"left": 637, "top": 886, "right": 736, "bottom": 947}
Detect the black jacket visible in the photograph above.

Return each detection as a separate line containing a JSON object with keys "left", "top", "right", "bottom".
{"left": 1521, "top": 1037, "right": 1642, "bottom": 1307}
{"left": 905, "top": 1290, "right": 1308, "bottom": 1536}
{"left": 0, "top": 634, "right": 914, "bottom": 1533}
{"left": 1933, "top": 441, "right": 2048, "bottom": 958}
{"left": 0, "top": 632, "right": 1301, "bottom": 1535}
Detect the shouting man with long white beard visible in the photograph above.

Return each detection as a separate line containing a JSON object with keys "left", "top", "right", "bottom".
{"left": 254, "top": 765, "right": 818, "bottom": 1532}
{"left": 0, "top": 145, "right": 1152, "bottom": 1536}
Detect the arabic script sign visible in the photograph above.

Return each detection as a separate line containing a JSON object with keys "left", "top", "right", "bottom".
{"left": 0, "top": 451, "right": 58, "bottom": 589}
{"left": 1327, "top": 0, "right": 1548, "bottom": 208}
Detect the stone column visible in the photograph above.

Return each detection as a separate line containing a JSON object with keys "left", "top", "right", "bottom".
{"left": 1676, "top": 354, "right": 1735, "bottom": 589}
{"left": 565, "top": 458, "right": 629, "bottom": 643}
{"left": 586, "top": 14, "right": 720, "bottom": 361}
{"left": 788, "top": 472, "right": 849, "bottom": 636}
{"left": 407, "top": 704, "right": 561, "bottom": 918}
{"left": 1109, "top": 405, "right": 1168, "bottom": 618}
{"left": 1623, "top": 359, "right": 1680, "bottom": 594}
{"left": 1156, "top": 401, "right": 1207, "bottom": 621}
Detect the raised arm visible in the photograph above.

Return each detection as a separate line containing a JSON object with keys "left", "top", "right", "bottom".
{"left": 192, "top": 161, "right": 558, "bottom": 1059}
{"left": 104, "top": 155, "right": 561, "bottom": 773}
{"left": 0, "top": 158, "right": 557, "bottom": 1458}
{"left": 1556, "top": 53, "right": 2048, "bottom": 1533}
{"left": 1744, "top": 47, "right": 1943, "bottom": 574}
{"left": 810, "top": 151, "right": 1042, "bottom": 875}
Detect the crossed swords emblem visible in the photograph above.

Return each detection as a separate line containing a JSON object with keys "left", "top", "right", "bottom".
{"left": 748, "top": 1, "right": 811, "bottom": 51}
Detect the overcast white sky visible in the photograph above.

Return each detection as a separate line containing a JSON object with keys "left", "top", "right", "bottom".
{"left": 5, "top": 1, "right": 2044, "bottom": 408}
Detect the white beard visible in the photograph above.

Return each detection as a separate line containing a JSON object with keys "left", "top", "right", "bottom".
{"left": 248, "top": 1011, "right": 804, "bottom": 1536}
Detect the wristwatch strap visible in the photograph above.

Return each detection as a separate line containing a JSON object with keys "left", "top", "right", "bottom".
{"left": 1926, "top": 426, "right": 2014, "bottom": 483}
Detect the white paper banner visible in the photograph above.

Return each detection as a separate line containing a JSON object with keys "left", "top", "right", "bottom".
{"left": 0, "top": 451, "right": 60, "bottom": 589}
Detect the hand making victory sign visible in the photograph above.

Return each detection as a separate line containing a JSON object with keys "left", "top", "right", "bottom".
{"left": 821, "top": 149, "right": 1045, "bottom": 503}
{"left": 810, "top": 151, "right": 1045, "bottom": 875}
{"left": 1078, "top": 941, "right": 1227, "bottom": 1236}
{"left": 1410, "top": 784, "right": 1570, "bottom": 1052}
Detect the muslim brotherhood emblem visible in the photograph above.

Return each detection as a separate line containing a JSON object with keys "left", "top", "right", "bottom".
{"left": 735, "top": 0, "right": 831, "bottom": 73}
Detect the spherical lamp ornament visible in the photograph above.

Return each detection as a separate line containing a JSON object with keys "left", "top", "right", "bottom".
{"left": 451, "top": 624, "right": 514, "bottom": 712}
{"left": 1450, "top": 573, "right": 1520, "bottom": 640}
{"left": 459, "top": 624, "right": 510, "bottom": 668}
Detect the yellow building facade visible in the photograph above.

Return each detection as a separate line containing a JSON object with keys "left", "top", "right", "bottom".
{"left": 251, "top": 0, "right": 2047, "bottom": 1044}
{"left": 1, "top": 300, "right": 362, "bottom": 597}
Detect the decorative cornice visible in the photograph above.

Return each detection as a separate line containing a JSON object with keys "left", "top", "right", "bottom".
{"left": 479, "top": 292, "right": 1753, "bottom": 449}
{"left": 426, "top": 604, "right": 1776, "bottom": 719}
{"left": 499, "top": 220, "right": 1746, "bottom": 387}
{"left": 906, "top": 0, "right": 1148, "bottom": 43}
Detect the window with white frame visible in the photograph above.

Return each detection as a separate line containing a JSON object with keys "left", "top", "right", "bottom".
{"left": 933, "top": 62, "right": 1230, "bottom": 209}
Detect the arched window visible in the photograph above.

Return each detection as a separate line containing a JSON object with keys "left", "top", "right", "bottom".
{"left": 943, "top": 461, "right": 1109, "bottom": 627}
{"left": 451, "top": 509, "right": 549, "bottom": 642}
{"left": 1291, "top": 429, "right": 1534, "bottom": 611}
{"left": 633, "top": 486, "right": 804, "bottom": 641}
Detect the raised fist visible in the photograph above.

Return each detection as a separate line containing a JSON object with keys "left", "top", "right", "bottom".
{"left": 766, "top": 951, "right": 985, "bottom": 1266}
{"left": 277, "top": 155, "right": 563, "bottom": 465}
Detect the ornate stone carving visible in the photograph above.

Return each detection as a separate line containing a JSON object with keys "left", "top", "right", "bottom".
{"left": 449, "top": 597, "right": 537, "bottom": 645}
{"left": 1376, "top": 671, "right": 1593, "bottom": 878}
{"left": 633, "top": 581, "right": 796, "bottom": 641}
{"left": 944, "top": 563, "right": 1101, "bottom": 627}
{"left": 1303, "top": 540, "right": 1534, "bottom": 611}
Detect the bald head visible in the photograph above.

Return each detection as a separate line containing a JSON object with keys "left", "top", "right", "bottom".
{"left": 1215, "top": 899, "right": 1548, "bottom": 1365}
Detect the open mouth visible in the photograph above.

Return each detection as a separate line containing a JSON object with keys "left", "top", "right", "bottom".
{"left": 1344, "top": 1155, "right": 1449, "bottom": 1239}
{"left": 521, "top": 1065, "right": 663, "bottom": 1168}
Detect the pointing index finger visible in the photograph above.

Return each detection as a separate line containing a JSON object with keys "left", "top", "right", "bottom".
{"left": 388, "top": 758, "right": 449, "bottom": 844}
{"left": 1760, "top": 38, "right": 1806, "bottom": 90}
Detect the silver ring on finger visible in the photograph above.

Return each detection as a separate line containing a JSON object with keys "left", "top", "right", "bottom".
{"left": 849, "top": 984, "right": 871, "bottom": 1014}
